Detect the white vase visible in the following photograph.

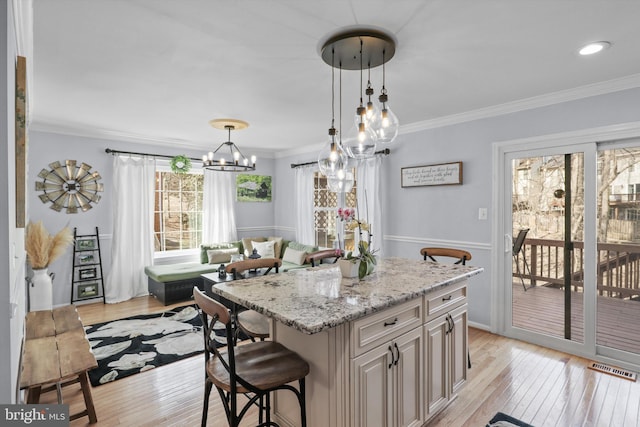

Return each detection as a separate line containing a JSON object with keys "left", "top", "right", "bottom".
{"left": 29, "top": 268, "right": 53, "bottom": 311}
{"left": 338, "top": 259, "right": 361, "bottom": 278}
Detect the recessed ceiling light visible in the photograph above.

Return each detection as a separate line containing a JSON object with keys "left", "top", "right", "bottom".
{"left": 579, "top": 41, "right": 611, "bottom": 56}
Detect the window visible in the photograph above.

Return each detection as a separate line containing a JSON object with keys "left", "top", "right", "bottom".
{"left": 313, "top": 171, "right": 357, "bottom": 250}
{"left": 154, "top": 171, "right": 204, "bottom": 252}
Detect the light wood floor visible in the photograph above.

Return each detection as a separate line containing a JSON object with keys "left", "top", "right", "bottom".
{"left": 39, "top": 296, "right": 640, "bottom": 427}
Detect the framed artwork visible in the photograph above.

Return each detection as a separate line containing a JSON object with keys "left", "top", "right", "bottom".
{"left": 76, "top": 238, "right": 96, "bottom": 251}
{"left": 78, "top": 253, "right": 95, "bottom": 264}
{"left": 77, "top": 283, "right": 99, "bottom": 298}
{"left": 236, "top": 174, "right": 272, "bottom": 202}
{"left": 79, "top": 267, "right": 97, "bottom": 280}
{"left": 15, "top": 56, "right": 27, "bottom": 227}
{"left": 401, "top": 161, "right": 463, "bottom": 188}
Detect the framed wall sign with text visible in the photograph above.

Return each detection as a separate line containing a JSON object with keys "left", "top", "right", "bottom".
{"left": 401, "top": 161, "right": 463, "bottom": 188}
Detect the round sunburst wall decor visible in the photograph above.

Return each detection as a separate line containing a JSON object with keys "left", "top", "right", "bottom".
{"left": 35, "top": 160, "right": 104, "bottom": 214}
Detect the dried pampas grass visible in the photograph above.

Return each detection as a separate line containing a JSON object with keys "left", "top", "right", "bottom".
{"left": 25, "top": 221, "right": 74, "bottom": 269}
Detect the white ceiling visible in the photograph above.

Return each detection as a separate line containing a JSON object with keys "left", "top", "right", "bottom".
{"left": 29, "top": 0, "right": 640, "bottom": 157}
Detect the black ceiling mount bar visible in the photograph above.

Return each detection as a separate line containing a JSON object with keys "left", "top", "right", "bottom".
{"left": 290, "top": 148, "right": 390, "bottom": 169}
{"left": 104, "top": 148, "right": 201, "bottom": 162}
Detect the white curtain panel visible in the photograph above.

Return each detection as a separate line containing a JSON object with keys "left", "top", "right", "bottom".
{"left": 202, "top": 170, "right": 237, "bottom": 244}
{"left": 106, "top": 155, "right": 156, "bottom": 303}
{"left": 356, "top": 156, "right": 383, "bottom": 257}
{"left": 294, "top": 166, "right": 316, "bottom": 245}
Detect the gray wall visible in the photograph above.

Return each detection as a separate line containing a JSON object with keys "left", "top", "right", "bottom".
{"left": 27, "top": 131, "right": 275, "bottom": 306}
{"left": 275, "top": 88, "right": 640, "bottom": 328}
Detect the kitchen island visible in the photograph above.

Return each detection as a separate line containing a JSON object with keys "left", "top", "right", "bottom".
{"left": 206, "top": 257, "right": 483, "bottom": 427}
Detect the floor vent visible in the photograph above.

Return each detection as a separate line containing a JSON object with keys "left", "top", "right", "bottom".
{"left": 588, "top": 362, "right": 637, "bottom": 381}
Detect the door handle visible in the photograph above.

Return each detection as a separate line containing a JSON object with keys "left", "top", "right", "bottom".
{"left": 448, "top": 314, "right": 455, "bottom": 334}
{"left": 393, "top": 343, "right": 400, "bottom": 366}
{"left": 388, "top": 345, "right": 395, "bottom": 369}
{"left": 384, "top": 317, "right": 398, "bottom": 327}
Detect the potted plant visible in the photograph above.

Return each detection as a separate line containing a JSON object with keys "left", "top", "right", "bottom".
{"left": 25, "top": 221, "right": 74, "bottom": 311}
{"left": 336, "top": 207, "right": 377, "bottom": 279}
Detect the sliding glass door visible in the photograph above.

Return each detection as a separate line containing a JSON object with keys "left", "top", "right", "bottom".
{"left": 501, "top": 135, "right": 640, "bottom": 368}
{"left": 596, "top": 144, "right": 640, "bottom": 361}
{"left": 509, "top": 150, "right": 585, "bottom": 344}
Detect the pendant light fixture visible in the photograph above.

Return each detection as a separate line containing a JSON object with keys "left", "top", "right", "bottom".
{"left": 374, "top": 51, "right": 399, "bottom": 144}
{"left": 318, "top": 48, "right": 350, "bottom": 178}
{"left": 202, "top": 119, "right": 256, "bottom": 172}
{"left": 320, "top": 28, "right": 399, "bottom": 162}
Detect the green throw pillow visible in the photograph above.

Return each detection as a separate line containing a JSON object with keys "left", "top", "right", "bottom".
{"left": 288, "top": 241, "right": 316, "bottom": 254}
{"left": 200, "top": 241, "right": 242, "bottom": 264}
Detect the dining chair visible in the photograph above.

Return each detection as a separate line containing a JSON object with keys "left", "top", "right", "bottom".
{"left": 306, "top": 249, "right": 344, "bottom": 267}
{"left": 194, "top": 287, "right": 309, "bottom": 427}
{"left": 512, "top": 228, "right": 531, "bottom": 291}
{"left": 420, "top": 247, "right": 472, "bottom": 265}
{"left": 225, "top": 258, "right": 282, "bottom": 342}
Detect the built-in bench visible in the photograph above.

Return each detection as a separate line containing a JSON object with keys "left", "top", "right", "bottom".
{"left": 145, "top": 238, "right": 339, "bottom": 305}
{"left": 144, "top": 262, "right": 212, "bottom": 305}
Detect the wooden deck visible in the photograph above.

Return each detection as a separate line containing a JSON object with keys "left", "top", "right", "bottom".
{"left": 512, "top": 282, "right": 640, "bottom": 354}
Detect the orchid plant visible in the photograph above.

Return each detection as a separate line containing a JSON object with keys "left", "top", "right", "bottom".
{"left": 336, "top": 205, "right": 377, "bottom": 279}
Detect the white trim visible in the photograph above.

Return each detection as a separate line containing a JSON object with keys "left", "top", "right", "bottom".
{"left": 237, "top": 226, "right": 277, "bottom": 233}
{"left": 12, "top": 0, "right": 34, "bottom": 122}
{"left": 273, "top": 225, "right": 296, "bottom": 233}
{"left": 383, "top": 234, "right": 491, "bottom": 252}
{"left": 401, "top": 74, "right": 640, "bottom": 135}
{"left": 468, "top": 321, "right": 491, "bottom": 332}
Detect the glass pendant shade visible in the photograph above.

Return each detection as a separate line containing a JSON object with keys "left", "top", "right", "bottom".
{"left": 344, "top": 123, "right": 377, "bottom": 159}
{"left": 318, "top": 139, "right": 350, "bottom": 177}
{"left": 375, "top": 103, "right": 399, "bottom": 144}
{"left": 327, "top": 169, "right": 354, "bottom": 193}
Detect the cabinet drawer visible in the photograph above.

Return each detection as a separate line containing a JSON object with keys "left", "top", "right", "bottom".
{"left": 350, "top": 298, "right": 422, "bottom": 357}
{"left": 424, "top": 282, "right": 467, "bottom": 322}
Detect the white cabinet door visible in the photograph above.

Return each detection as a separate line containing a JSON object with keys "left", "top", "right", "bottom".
{"left": 395, "top": 327, "right": 423, "bottom": 427}
{"left": 424, "top": 315, "right": 449, "bottom": 418}
{"left": 448, "top": 304, "right": 468, "bottom": 396}
{"left": 352, "top": 342, "right": 394, "bottom": 427}
{"left": 424, "top": 303, "right": 468, "bottom": 421}
{"left": 352, "top": 326, "right": 424, "bottom": 427}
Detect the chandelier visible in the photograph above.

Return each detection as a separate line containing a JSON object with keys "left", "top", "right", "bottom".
{"left": 202, "top": 119, "right": 256, "bottom": 172}
{"left": 320, "top": 28, "right": 399, "bottom": 164}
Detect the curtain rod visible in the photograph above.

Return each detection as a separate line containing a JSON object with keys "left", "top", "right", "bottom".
{"left": 290, "top": 148, "right": 391, "bottom": 169}
{"left": 105, "top": 148, "right": 202, "bottom": 162}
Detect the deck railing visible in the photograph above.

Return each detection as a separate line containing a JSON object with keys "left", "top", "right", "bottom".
{"left": 514, "top": 238, "right": 640, "bottom": 300}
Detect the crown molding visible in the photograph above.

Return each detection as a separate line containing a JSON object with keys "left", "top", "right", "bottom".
{"left": 400, "top": 73, "right": 640, "bottom": 135}
{"left": 30, "top": 72, "right": 640, "bottom": 159}
{"left": 29, "top": 121, "right": 276, "bottom": 159}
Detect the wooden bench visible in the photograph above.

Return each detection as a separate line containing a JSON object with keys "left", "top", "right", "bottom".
{"left": 20, "top": 305, "right": 98, "bottom": 423}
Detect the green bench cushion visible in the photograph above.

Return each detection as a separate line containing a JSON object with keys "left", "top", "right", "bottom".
{"left": 144, "top": 262, "right": 219, "bottom": 283}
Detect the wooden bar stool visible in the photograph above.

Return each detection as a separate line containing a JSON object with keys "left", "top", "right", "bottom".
{"left": 194, "top": 287, "right": 309, "bottom": 427}
{"left": 225, "top": 258, "right": 281, "bottom": 342}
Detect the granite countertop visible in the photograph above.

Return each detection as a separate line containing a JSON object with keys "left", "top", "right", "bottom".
{"left": 207, "top": 257, "right": 483, "bottom": 335}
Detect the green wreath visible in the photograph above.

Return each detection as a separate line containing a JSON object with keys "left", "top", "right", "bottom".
{"left": 170, "top": 155, "right": 191, "bottom": 174}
